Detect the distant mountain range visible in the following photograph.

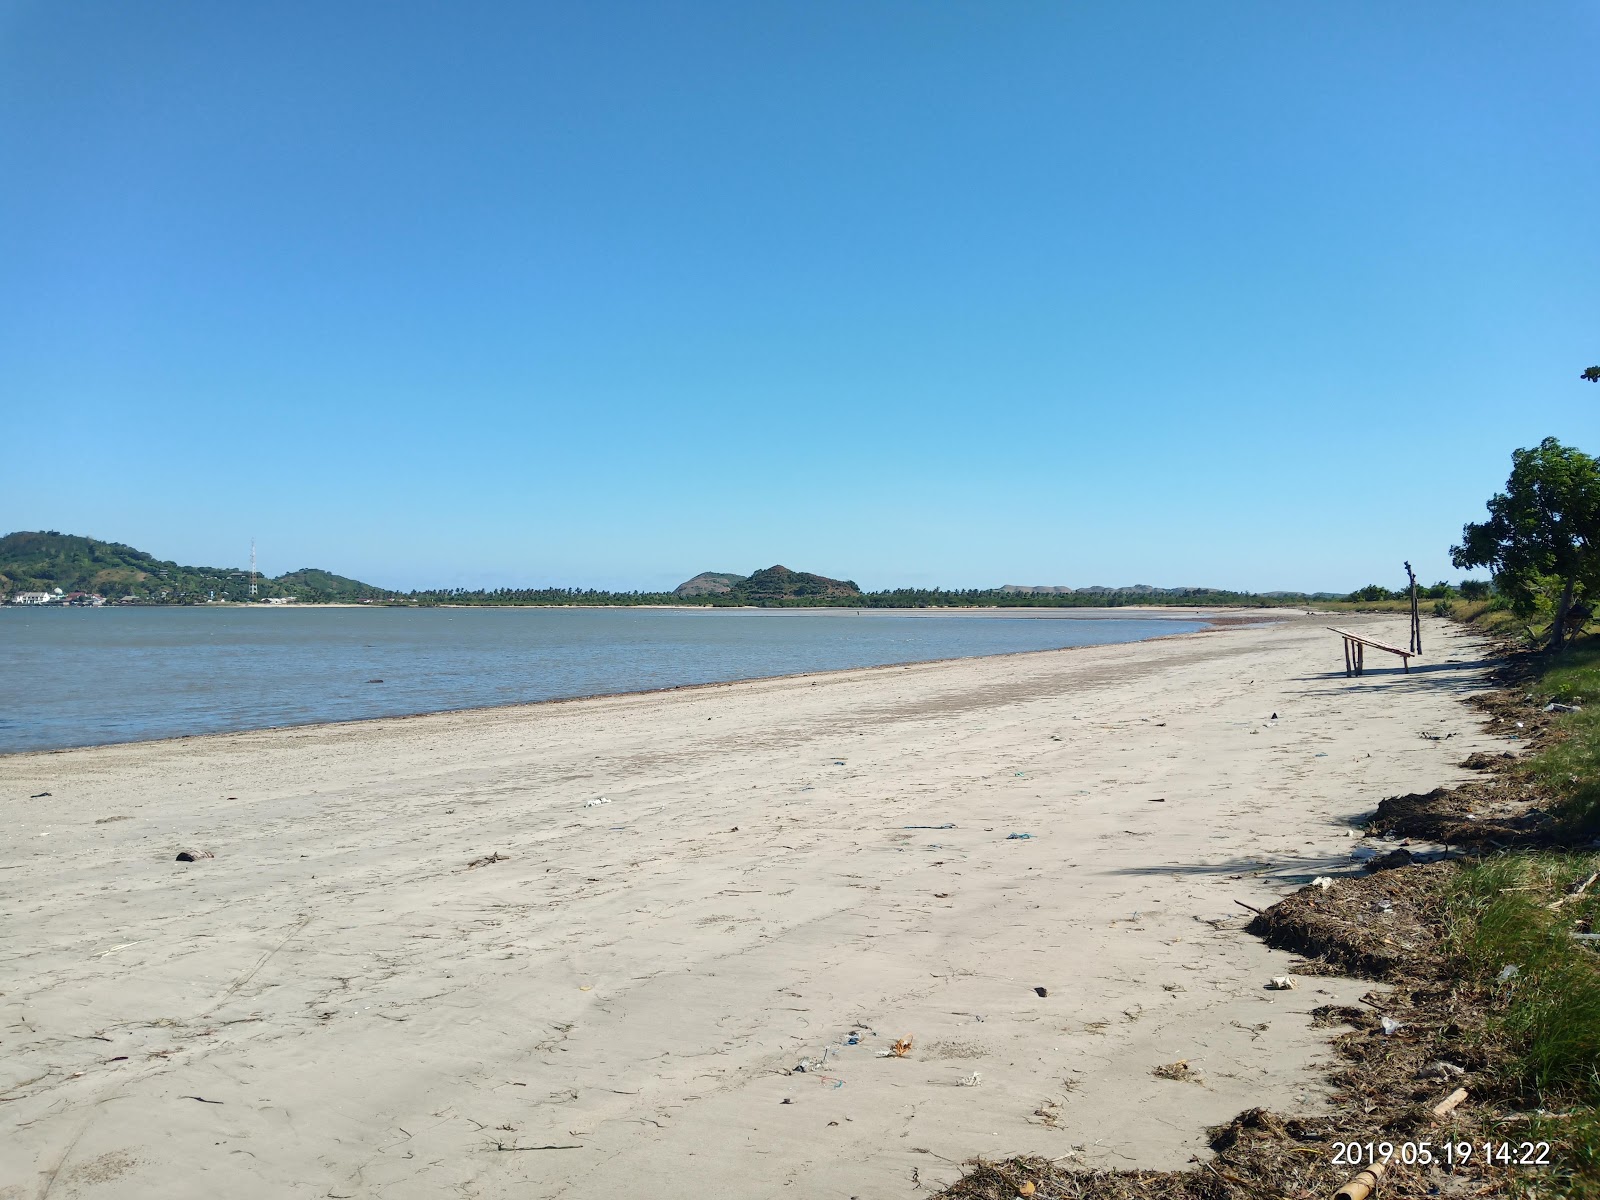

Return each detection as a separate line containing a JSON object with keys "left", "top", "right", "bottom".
{"left": 0, "top": 531, "right": 391, "bottom": 603}
{"left": 2, "top": 531, "right": 1347, "bottom": 608}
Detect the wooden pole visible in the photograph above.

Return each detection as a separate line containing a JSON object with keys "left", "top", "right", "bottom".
{"left": 1404, "top": 560, "right": 1421, "bottom": 655}
{"left": 1344, "top": 638, "right": 1352, "bottom": 676}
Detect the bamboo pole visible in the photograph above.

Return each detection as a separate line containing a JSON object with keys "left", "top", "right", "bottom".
{"left": 1432, "top": 1087, "right": 1468, "bottom": 1118}
{"left": 1334, "top": 1159, "right": 1387, "bottom": 1200}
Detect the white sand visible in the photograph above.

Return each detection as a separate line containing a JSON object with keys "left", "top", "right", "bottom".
{"left": 0, "top": 615, "right": 1499, "bottom": 1199}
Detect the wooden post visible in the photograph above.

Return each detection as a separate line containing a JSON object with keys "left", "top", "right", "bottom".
{"left": 1404, "top": 560, "right": 1421, "bottom": 655}
{"left": 1343, "top": 637, "right": 1352, "bottom": 676}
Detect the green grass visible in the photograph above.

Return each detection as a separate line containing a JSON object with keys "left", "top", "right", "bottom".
{"left": 1448, "top": 853, "right": 1600, "bottom": 1097}
{"left": 1446, "top": 853, "right": 1600, "bottom": 1197}
{"left": 1515, "top": 642, "right": 1600, "bottom": 833}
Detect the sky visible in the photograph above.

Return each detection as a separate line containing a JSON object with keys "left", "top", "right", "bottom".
{"left": 3, "top": 1, "right": 1597, "bottom": 594}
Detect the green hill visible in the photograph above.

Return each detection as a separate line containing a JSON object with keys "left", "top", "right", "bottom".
{"left": 0, "top": 531, "right": 392, "bottom": 603}
{"left": 731, "top": 565, "right": 862, "bottom": 602}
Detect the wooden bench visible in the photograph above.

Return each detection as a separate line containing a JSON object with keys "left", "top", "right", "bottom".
{"left": 1328, "top": 627, "right": 1416, "bottom": 675}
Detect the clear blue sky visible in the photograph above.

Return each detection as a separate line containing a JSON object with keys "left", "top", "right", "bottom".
{"left": 3, "top": 2, "right": 1597, "bottom": 593}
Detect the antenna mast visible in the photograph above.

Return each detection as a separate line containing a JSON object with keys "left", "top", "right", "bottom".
{"left": 250, "top": 538, "right": 258, "bottom": 598}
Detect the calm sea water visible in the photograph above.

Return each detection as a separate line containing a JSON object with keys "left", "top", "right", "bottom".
{"left": 0, "top": 606, "right": 1206, "bottom": 753}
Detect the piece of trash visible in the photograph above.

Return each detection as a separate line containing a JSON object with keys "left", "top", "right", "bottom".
{"left": 1372, "top": 898, "right": 1394, "bottom": 913}
{"left": 467, "top": 852, "right": 508, "bottom": 868}
{"left": 578, "top": 984, "right": 593, "bottom": 992}
{"left": 1014, "top": 772, "right": 1026, "bottom": 777}
{"left": 1314, "top": 753, "right": 1328, "bottom": 757}
{"left": 1152, "top": 1060, "right": 1198, "bottom": 1081}
{"left": 1006, "top": 833, "right": 1034, "bottom": 840}
{"left": 903, "top": 824, "right": 955, "bottom": 830}
{"left": 1266, "top": 976, "right": 1297, "bottom": 990}
{"left": 180, "top": 1095, "right": 225, "bottom": 1104}
{"left": 933, "top": 892, "right": 950, "bottom": 898}
{"left": 873, "top": 1035, "right": 914, "bottom": 1058}
{"left": 1270, "top": 712, "right": 1278, "bottom": 720}
{"left": 1311, "top": 877, "right": 1335, "bottom": 890}
{"left": 958, "top": 1071, "right": 982, "bottom": 1088}
{"left": 583, "top": 797, "right": 611, "bottom": 808}
{"left": 1148, "top": 797, "right": 1166, "bottom": 803}
{"left": 1497, "top": 964, "right": 1520, "bottom": 982}
{"left": 1380, "top": 1016, "right": 1405, "bottom": 1036}
{"left": 1350, "top": 846, "right": 1379, "bottom": 861}
{"left": 1417, "top": 1061, "right": 1466, "bottom": 1080}
{"left": 1546, "top": 702, "right": 1582, "bottom": 713}
{"left": 30, "top": 791, "right": 51, "bottom": 799}
{"left": 1033, "top": 986, "right": 1049, "bottom": 998}
{"left": 833, "top": 761, "right": 845, "bottom": 766}
{"left": 780, "top": 1097, "right": 792, "bottom": 1104}
{"left": 175, "top": 849, "right": 214, "bottom": 862}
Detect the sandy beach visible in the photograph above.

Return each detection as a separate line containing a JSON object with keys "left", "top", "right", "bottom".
{"left": 0, "top": 614, "right": 1501, "bottom": 1199}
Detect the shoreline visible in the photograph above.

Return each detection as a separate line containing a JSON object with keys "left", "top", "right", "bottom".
{"left": 2, "top": 612, "right": 1276, "bottom": 760}
{"left": 0, "top": 614, "right": 1498, "bottom": 1197}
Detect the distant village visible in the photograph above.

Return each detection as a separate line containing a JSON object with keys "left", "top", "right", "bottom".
{"left": 7, "top": 588, "right": 301, "bottom": 607}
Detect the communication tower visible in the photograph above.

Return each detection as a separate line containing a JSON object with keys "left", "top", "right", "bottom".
{"left": 250, "top": 539, "right": 258, "bottom": 598}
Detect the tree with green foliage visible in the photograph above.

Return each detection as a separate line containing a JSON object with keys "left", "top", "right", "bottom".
{"left": 1452, "top": 438, "right": 1600, "bottom": 649}
{"left": 1583, "top": 366, "right": 1600, "bottom": 383}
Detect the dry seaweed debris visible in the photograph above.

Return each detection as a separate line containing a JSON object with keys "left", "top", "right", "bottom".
{"left": 1244, "top": 866, "right": 1443, "bottom": 980}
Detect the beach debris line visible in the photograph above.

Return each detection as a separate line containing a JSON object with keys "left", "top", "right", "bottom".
{"left": 467, "top": 852, "right": 508, "bottom": 869}
{"left": 175, "top": 849, "right": 213, "bottom": 862}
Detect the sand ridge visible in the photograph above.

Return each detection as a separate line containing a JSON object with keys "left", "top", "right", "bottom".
{"left": 0, "top": 615, "right": 1500, "bottom": 1198}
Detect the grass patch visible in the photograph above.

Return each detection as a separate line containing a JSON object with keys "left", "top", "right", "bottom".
{"left": 1514, "top": 642, "right": 1600, "bottom": 832}
{"left": 1446, "top": 853, "right": 1600, "bottom": 1100}
{"left": 1446, "top": 853, "right": 1600, "bottom": 1197}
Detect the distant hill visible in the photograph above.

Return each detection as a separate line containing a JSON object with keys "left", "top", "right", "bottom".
{"left": 673, "top": 571, "right": 748, "bottom": 598}
{"left": 671, "top": 565, "right": 861, "bottom": 604}
{"left": 737, "top": 565, "right": 861, "bottom": 602}
{"left": 0, "top": 531, "right": 392, "bottom": 603}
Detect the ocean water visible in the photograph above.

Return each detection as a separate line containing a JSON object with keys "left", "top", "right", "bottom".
{"left": 0, "top": 606, "right": 1207, "bottom": 753}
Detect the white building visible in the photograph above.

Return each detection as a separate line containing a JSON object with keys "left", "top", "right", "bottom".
{"left": 10, "top": 592, "right": 53, "bottom": 605}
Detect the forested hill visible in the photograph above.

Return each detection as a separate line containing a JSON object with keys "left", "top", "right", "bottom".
{"left": 0, "top": 532, "right": 392, "bottom": 603}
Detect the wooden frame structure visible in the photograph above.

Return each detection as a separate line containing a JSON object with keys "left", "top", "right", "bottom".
{"left": 1329, "top": 627, "right": 1416, "bottom": 675}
